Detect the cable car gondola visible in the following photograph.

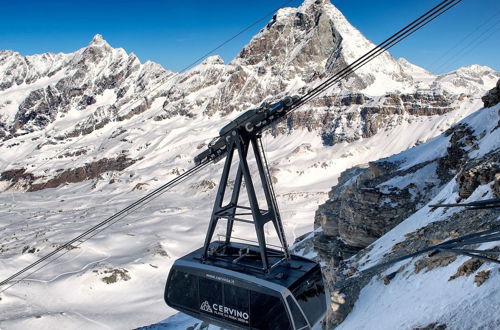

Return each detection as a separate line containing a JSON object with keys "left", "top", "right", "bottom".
{"left": 165, "top": 98, "right": 328, "bottom": 329}
{"left": 165, "top": 242, "right": 326, "bottom": 329}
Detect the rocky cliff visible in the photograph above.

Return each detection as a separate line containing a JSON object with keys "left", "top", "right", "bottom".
{"left": 313, "top": 81, "right": 500, "bottom": 329}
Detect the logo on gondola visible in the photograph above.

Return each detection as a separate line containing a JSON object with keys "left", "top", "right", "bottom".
{"left": 200, "top": 301, "right": 213, "bottom": 313}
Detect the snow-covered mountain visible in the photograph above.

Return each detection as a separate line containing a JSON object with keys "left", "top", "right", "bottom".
{"left": 1, "top": 1, "right": 498, "bottom": 178}
{"left": 0, "top": 0, "right": 498, "bottom": 328}
{"left": 315, "top": 81, "right": 500, "bottom": 330}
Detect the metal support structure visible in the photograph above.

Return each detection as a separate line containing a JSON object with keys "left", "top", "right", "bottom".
{"left": 202, "top": 132, "right": 290, "bottom": 271}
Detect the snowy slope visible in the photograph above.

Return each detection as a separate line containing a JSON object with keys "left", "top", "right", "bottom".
{"left": 1, "top": 103, "right": 486, "bottom": 329}
{"left": 319, "top": 101, "right": 500, "bottom": 329}
{"left": 0, "top": 0, "right": 499, "bottom": 329}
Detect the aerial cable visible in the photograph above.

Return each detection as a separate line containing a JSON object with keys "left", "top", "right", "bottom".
{"left": 430, "top": 8, "right": 500, "bottom": 73}
{"left": 430, "top": 197, "right": 500, "bottom": 210}
{"left": 441, "top": 19, "right": 500, "bottom": 71}
{"left": 0, "top": 160, "right": 212, "bottom": 290}
{"left": 356, "top": 227, "right": 500, "bottom": 277}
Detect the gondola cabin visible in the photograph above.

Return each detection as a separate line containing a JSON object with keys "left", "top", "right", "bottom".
{"left": 165, "top": 242, "right": 327, "bottom": 330}
{"left": 165, "top": 98, "right": 328, "bottom": 329}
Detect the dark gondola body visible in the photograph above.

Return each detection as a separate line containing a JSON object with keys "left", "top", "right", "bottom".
{"left": 165, "top": 242, "right": 327, "bottom": 330}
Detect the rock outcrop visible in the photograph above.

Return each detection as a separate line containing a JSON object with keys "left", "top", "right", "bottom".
{"left": 312, "top": 84, "right": 500, "bottom": 328}
{"left": 0, "top": 155, "right": 137, "bottom": 192}
{"left": 313, "top": 99, "right": 496, "bottom": 262}
{"left": 482, "top": 78, "right": 500, "bottom": 107}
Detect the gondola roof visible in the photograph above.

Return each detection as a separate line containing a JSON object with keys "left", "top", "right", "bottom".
{"left": 177, "top": 241, "right": 319, "bottom": 290}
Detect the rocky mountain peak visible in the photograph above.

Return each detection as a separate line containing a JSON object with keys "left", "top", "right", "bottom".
{"left": 201, "top": 55, "right": 225, "bottom": 66}
{"left": 88, "top": 34, "right": 110, "bottom": 48}
{"left": 235, "top": 0, "right": 347, "bottom": 68}
{"left": 233, "top": 0, "right": 428, "bottom": 95}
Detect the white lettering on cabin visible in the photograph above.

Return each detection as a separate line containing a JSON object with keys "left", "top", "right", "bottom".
{"left": 205, "top": 273, "right": 235, "bottom": 285}
{"left": 212, "top": 304, "right": 249, "bottom": 322}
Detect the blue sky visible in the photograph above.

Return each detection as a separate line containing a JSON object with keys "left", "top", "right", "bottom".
{"left": 1, "top": 0, "right": 499, "bottom": 74}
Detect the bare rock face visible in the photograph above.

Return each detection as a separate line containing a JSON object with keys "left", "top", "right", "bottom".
{"left": 14, "top": 86, "right": 63, "bottom": 133}
{"left": 456, "top": 148, "right": 500, "bottom": 199}
{"left": 0, "top": 155, "right": 137, "bottom": 191}
{"left": 314, "top": 120, "right": 490, "bottom": 267}
{"left": 0, "top": 168, "right": 36, "bottom": 190}
{"left": 314, "top": 157, "right": 440, "bottom": 265}
{"left": 313, "top": 91, "right": 499, "bottom": 327}
{"left": 285, "top": 91, "right": 457, "bottom": 146}
{"left": 482, "top": 78, "right": 500, "bottom": 107}
{"left": 436, "top": 123, "right": 478, "bottom": 183}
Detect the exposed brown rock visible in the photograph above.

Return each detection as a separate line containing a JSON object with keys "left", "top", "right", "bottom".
{"left": 28, "top": 155, "right": 137, "bottom": 191}
{"left": 0, "top": 155, "right": 138, "bottom": 192}
{"left": 474, "top": 269, "right": 491, "bottom": 287}
{"left": 481, "top": 79, "right": 500, "bottom": 108}
{"left": 22, "top": 246, "right": 39, "bottom": 254}
{"left": 314, "top": 158, "right": 438, "bottom": 256}
{"left": 448, "top": 258, "right": 484, "bottom": 281}
{"left": 493, "top": 173, "right": 500, "bottom": 197}
{"left": 414, "top": 252, "right": 457, "bottom": 274}
{"left": 0, "top": 168, "right": 37, "bottom": 190}
{"left": 97, "top": 268, "right": 131, "bottom": 284}
{"left": 325, "top": 272, "right": 373, "bottom": 328}
{"left": 456, "top": 148, "right": 500, "bottom": 199}
{"left": 436, "top": 123, "right": 477, "bottom": 183}
{"left": 132, "top": 183, "right": 149, "bottom": 191}
{"left": 191, "top": 179, "right": 217, "bottom": 192}
{"left": 381, "top": 269, "right": 399, "bottom": 285}
{"left": 413, "top": 323, "right": 447, "bottom": 330}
